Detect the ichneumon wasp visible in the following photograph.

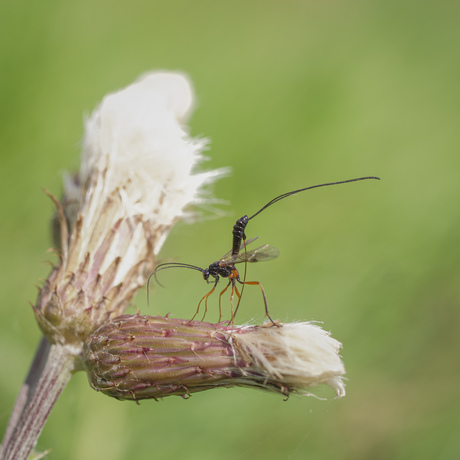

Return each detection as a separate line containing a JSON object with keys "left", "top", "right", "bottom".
{"left": 148, "top": 176, "right": 380, "bottom": 325}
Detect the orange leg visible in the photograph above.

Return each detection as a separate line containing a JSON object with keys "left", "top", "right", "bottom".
{"left": 190, "top": 280, "right": 217, "bottom": 322}
{"left": 237, "top": 280, "right": 278, "bottom": 326}
{"left": 218, "top": 281, "right": 231, "bottom": 322}
{"left": 233, "top": 241, "right": 248, "bottom": 322}
{"left": 228, "top": 281, "right": 243, "bottom": 326}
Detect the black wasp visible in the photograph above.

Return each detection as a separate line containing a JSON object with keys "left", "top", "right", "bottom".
{"left": 149, "top": 176, "right": 380, "bottom": 325}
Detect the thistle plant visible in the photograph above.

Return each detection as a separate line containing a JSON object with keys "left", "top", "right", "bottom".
{"left": 0, "top": 71, "right": 346, "bottom": 460}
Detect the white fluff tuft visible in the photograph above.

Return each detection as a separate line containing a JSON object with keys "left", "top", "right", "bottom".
{"left": 235, "top": 322, "right": 346, "bottom": 397}
{"left": 80, "top": 71, "right": 223, "bottom": 229}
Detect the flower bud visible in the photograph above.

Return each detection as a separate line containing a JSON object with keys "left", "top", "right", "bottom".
{"left": 83, "top": 314, "right": 345, "bottom": 400}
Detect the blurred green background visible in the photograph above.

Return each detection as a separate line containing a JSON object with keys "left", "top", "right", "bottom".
{"left": 1, "top": 0, "right": 459, "bottom": 459}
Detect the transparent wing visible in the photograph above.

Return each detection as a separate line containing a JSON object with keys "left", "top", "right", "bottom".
{"left": 219, "top": 236, "right": 260, "bottom": 261}
{"left": 221, "top": 243, "right": 280, "bottom": 265}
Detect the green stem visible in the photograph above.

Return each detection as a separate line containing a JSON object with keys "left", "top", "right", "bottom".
{"left": 0, "top": 340, "right": 76, "bottom": 460}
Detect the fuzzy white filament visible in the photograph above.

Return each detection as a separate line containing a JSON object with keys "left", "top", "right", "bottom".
{"left": 80, "top": 72, "right": 215, "bottom": 222}
{"left": 70, "top": 72, "right": 224, "bottom": 281}
{"left": 232, "top": 322, "right": 346, "bottom": 397}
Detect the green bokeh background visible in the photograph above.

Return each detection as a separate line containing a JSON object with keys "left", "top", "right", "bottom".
{"left": 1, "top": 1, "right": 459, "bottom": 459}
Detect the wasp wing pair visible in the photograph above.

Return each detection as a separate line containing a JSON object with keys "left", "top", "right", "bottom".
{"left": 219, "top": 236, "right": 280, "bottom": 266}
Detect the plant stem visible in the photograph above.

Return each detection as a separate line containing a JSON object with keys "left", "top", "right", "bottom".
{"left": 0, "top": 339, "right": 76, "bottom": 460}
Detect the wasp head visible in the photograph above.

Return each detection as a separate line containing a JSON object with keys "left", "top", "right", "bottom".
{"left": 202, "top": 268, "right": 210, "bottom": 282}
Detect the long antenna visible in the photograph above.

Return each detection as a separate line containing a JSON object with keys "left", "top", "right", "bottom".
{"left": 248, "top": 176, "right": 380, "bottom": 221}
{"left": 147, "top": 262, "right": 204, "bottom": 306}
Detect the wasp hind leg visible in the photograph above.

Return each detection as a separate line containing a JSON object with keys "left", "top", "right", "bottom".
{"left": 228, "top": 280, "right": 242, "bottom": 326}
{"left": 218, "top": 280, "right": 232, "bottom": 323}
{"left": 236, "top": 279, "right": 279, "bottom": 326}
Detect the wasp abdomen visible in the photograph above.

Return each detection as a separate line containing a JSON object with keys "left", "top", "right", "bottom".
{"left": 232, "top": 215, "right": 249, "bottom": 255}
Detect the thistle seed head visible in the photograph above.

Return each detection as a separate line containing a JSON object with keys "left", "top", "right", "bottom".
{"left": 35, "top": 72, "right": 224, "bottom": 348}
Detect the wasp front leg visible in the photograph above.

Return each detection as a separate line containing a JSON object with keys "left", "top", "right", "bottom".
{"left": 190, "top": 277, "right": 219, "bottom": 323}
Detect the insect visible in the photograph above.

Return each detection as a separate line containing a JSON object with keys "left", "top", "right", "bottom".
{"left": 149, "top": 176, "right": 380, "bottom": 325}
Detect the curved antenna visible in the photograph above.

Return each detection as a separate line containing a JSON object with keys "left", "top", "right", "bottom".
{"left": 147, "top": 262, "right": 204, "bottom": 306}
{"left": 248, "top": 176, "right": 380, "bottom": 221}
